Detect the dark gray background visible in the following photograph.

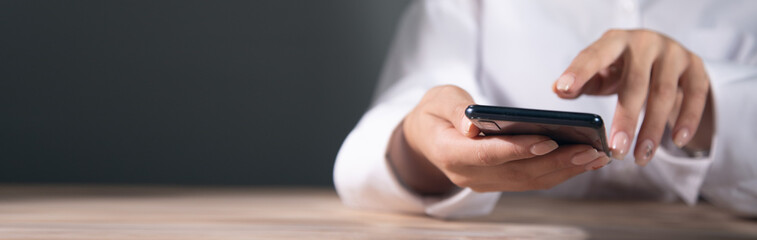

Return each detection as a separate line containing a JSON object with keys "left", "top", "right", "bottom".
{"left": 0, "top": 0, "right": 410, "bottom": 186}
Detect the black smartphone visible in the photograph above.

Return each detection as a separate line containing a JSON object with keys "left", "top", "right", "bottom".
{"left": 465, "top": 105, "right": 610, "bottom": 156}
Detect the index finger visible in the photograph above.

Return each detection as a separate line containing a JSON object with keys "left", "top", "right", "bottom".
{"left": 554, "top": 30, "right": 628, "bottom": 98}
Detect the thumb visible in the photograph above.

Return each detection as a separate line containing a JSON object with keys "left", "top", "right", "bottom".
{"left": 458, "top": 114, "right": 480, "bottom": 138}
{"left": 424, "top": 85, "right": 481, "bottom": 138}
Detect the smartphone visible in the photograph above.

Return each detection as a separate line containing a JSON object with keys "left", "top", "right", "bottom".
{"left": 465, "top": 104, "right": 610, "bottom": 156}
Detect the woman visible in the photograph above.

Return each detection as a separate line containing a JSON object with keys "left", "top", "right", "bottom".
{"left": 334, "top": 0, "right": 757, "bottom": 218}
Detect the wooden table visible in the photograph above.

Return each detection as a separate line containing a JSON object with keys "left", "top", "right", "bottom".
{"left": 0, "top": 185, "right": 755, "bottom": 239}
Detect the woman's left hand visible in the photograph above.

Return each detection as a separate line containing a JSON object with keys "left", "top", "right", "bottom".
{"left": 553, "top": 29, "right": 713, "bottom": 165}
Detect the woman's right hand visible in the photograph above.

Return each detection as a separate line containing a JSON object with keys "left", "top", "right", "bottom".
{"left": 388, "top": 85, "right": 611, "bottom": 195}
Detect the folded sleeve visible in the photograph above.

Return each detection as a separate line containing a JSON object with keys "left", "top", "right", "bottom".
{"left": 640, "top": 61, "right": 757, "bottom": 216}
{"left": 333, "top": 0, "right": 501, "bottom": 219}
{"left": 698, "top": 61, "right": 757, "bottom": 216}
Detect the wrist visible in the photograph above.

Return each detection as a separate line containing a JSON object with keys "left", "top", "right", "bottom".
{"left": 387, "top": 120, "right": 456, "bottom": 196}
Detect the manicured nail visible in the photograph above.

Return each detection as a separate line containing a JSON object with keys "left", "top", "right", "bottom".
{"left": 586, "top": 156, "right": 611, "bottom": 171}
{"left": 636, "top": 139, "right": 655, "bottom": 166}
{"left": 611, "top": 131, "right": 629, "bottom": 160}
{"left": 460, "top": 117, "right": 472, "bottom": 135}
{"left": 673, "top": 128, "right": 690, "bottom": 148}
{"left": 556, "top": 74, "right": 575, "bottom": 93}
{"left": 530, "top": 140, "right": 559, "bottom": 156}
{"left": 571, "top": 148, "right": 601, "bottom": 165}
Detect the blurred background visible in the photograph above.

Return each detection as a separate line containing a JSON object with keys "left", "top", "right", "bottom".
{"left": 0, "top": 0, "right": 410, "bottom": 186}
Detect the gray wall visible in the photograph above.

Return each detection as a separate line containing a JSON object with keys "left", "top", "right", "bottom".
{"left": 0, "top": 0, "right": 410, "bottom": 186}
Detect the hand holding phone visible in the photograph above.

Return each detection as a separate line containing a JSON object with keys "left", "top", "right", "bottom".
{"left": 387, "top": 85, "right": 611, "bottom": 195}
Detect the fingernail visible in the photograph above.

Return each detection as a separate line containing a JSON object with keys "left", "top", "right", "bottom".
{"left": 556, "top": 74, "right": 575, "bottom": 93}
{"left": 530, "top": 140, "right": 559, "bottom": 156}
{"left": 636, "top": 139, "right": 655, "bottom": 166}
{"left": 611, "top": 131, "right": 629, "bottom": 160}
{"left": 460, "top": 117, "right": 471, "bottom": 135}
{"left": 571, "top": 148, "right": 601, "bottom": 165}
{"left": 586, "top": 156, "right": 611, "bottom": 171}
{"left": 673, "top": 128, "right": 690, "bottom": 148}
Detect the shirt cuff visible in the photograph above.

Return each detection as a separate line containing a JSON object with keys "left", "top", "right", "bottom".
{"left": 644, "top": 144, "right": 714, "bottom": 205}
{"left": 697, "top": 60, "right": 757, "bottom": 216}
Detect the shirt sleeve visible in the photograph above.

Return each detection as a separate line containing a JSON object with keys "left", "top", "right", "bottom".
{"left": 640, "top": 60, "right": 757, "bottom": 216}
{"left": 698, "top": 61, "right": 757, "bottom": 216}
{"left": 333, "top": 0, "right": 501, "bottom": 219}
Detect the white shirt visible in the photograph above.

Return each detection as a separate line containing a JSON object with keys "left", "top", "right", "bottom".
{"left": 334, "top": 0, "right": 757, "bottom": 218}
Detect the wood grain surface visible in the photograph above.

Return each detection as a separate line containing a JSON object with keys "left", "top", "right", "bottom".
{"left": 0, "top": 185, "right": 754, "bottom": 239}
